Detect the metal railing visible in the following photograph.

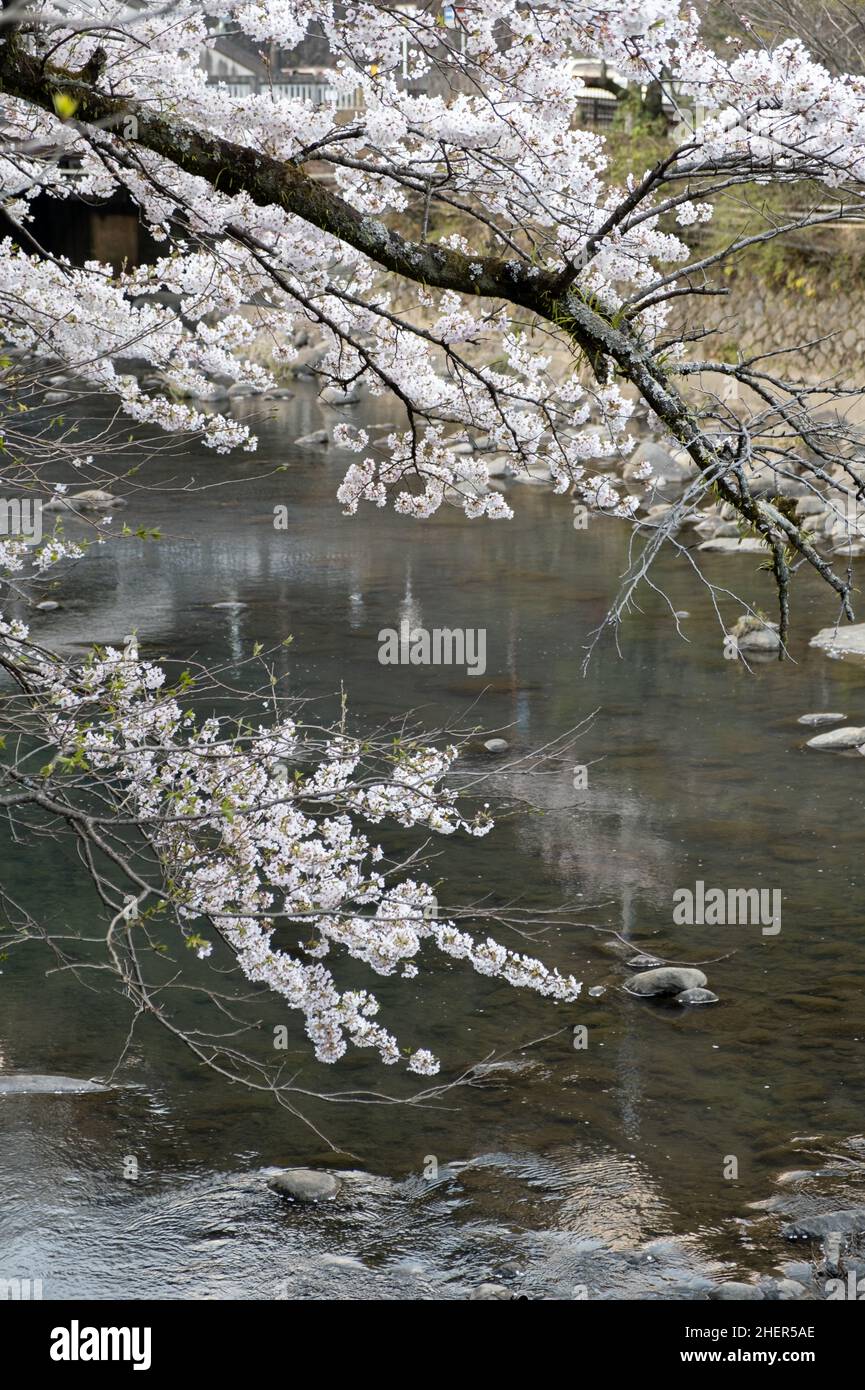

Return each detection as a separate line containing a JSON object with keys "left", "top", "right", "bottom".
{"left": 208, "top": 74, "right": 362, "bottom": 109}
{"left": 208, "top": 74, "right": 620, "bottom": 127}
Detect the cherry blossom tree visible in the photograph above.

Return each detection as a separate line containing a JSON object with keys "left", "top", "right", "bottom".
{"left": 1, "top": 0, "right": 864, "bottom": 1095}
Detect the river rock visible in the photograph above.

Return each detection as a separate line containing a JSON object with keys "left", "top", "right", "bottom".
{"left": 623, "top": 441, "right": 695, "bottom": 487}
{"left": 0, "top": 1073, "right": 111, "bottom": 1095}
{"left": 36, "top": 600, "right": 60, "bottom": 612}
{"left": 320, "top": 384, "right": 362, "bottom": 406}
{"left": 698, "top": 537, "right": 768, "bottom": 553}
{"left": 798, "top": 712, "right": 846, "bottom": 727}
{"left": 482, "top": 738, "right": 509, "bottom": 753}
{"left": 675, "top": 987, "right": 719, "bottom": 1006}
{"left": 805, "top": 726, "right": 865, "bottom": 750}
{"left": 295, "top": 430, "right": 329, "bottom": 447}
{"left": 810, "top": 623, "right": 865, "bottom": 657}
{"left": 626, "top": 954, "right": 666, "bottom": 970}
{"left": 44, "top": 489, "right": 123, "bottom": 512}
{"left": 469, "top": 1284, "right": 514, "bottom": 1300}
{"left": 623, "top": 966, "right": 708, "bottom": 997}
{"left": 764, "top": 1278, "right": 809, "bottom": 1300}
{"left": 482, "top": 455, "right": 510, "bottom": 478}
{"left": 193, "top": 384, "right": 229, "bottom": 403}
{"left": 782, "top": 1209, "right": 865, "bottom": 1240}
{"left": 290, "top": 343, "right": 328, "bottom": 377}
{"left": 267, "top": 1169, "right": 341, "bottom": 1203}
{"left": 795, "top": 495, "right": 828, "bottom": 519}
{"left": 709, "top": 1282, "right": 765, "bottom": 1300}
{"left": 732, "top": 617, "right": 781, "bottom": 653}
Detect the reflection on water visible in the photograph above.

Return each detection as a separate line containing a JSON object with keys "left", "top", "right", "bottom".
{"left": 2, "top": 383, "right": 864, "bottom": 1298}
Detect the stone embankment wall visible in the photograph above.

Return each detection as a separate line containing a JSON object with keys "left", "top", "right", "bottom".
{"left": 673, "top": 282, "right": 865, "bottom": 387}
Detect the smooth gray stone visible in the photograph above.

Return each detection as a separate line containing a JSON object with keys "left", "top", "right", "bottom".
{"left": 698, "top": 537, "right": 768, "bottom": 553}
{"left": 709, "top": 1282, "right": 765, "bottom": 1300}
{"left": 810, "top": 623, "right": 865, "bottom": 657}
{"left": 267, "top": 1169, "right": 341, "bottom": 1203}
{"left": 805, "top": 726, "right": 865, "bottom": 750}
{"left": 624, "top": 967, "right": 707, "bottom": 997}
{"left": 482, "top": 738, "right": 509, "bottom": 753}
{"left": 675, "top": 987, "right": 719, "bottom": 1006}
{"left": 797, "top": 712, "right": 846, "bottom": 726}
{"left": 0, "top": 1074, "right": 110, "bottom": 1095}
{"left": 783, "top": 1209, "right": 865, "bottom": 1240}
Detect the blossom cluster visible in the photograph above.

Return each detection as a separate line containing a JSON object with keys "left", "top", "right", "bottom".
{"left": 0, "top": 621, "right": 581, "bottom": 1072}
{"left": 3, "top": 3, "right": 861, "bottom": 514}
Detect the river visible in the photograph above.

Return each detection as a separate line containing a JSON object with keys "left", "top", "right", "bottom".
{"left": 2, "top": 381, "right": 864, "bottom": 1299}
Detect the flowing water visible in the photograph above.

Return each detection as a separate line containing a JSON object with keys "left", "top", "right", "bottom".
{"left": 2, "top": 384, "right": 864, "bottom": 1299}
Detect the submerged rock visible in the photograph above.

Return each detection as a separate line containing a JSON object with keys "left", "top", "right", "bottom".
{"left": 624, "top": 966, "right": 708, "bottom": 997}
{"left": 798, "top": 712, "right": 846, "bottom": 727}
{"left": 805, "top": 726, "right": 865, "bottom": 750}
{"left": 626, "top": 954, "right": 666, "bottom": 970}
{"left": 267, "top": 1169, "right": 341, "bottom": 1203}
{"left": 675, "top": 987, "right": 719, "bottom": 1007}
{"left": 295, "top": 429, "right": 329, "bottom": 447}
{"left": 0, "top": 1073, "right": 111, "bottom": 1095}
{"left": 469, "top": 1284, "right": 514, "bottom": 1300}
